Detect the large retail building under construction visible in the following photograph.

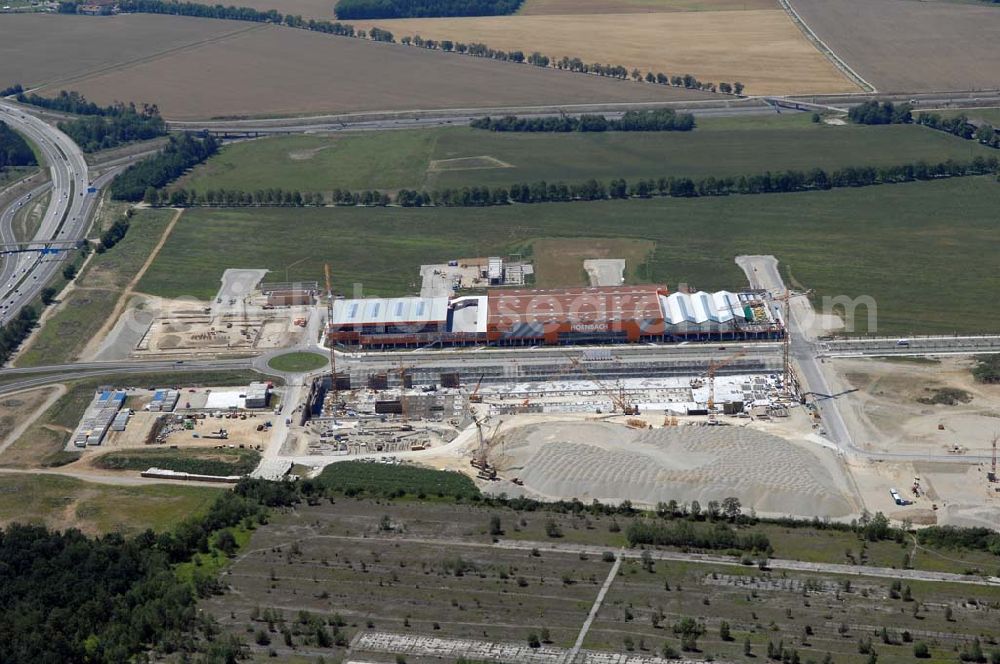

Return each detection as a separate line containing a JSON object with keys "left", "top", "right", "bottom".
{"left": 328, "top": 285, "right": 783, "bottom": 349}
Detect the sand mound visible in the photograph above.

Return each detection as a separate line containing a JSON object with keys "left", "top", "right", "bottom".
{"left": 501, "top": 422, "right": 855, "bottom": 517}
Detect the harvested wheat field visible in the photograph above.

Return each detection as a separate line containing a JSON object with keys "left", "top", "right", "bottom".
{"left": 788, "top": 0, "right": 1000, "bottom": 93}
{"left": 520, "top": 0, "right": 777, "bottom": 15}
{"left": 497, "top": 421, "right": 858, "bottom": 518}
{"left": 41, "top": 22, "right": 713, "bottom": 120}
{"left": 0, "top": 14, "right": 256, "bottom": 89}
{"left": 356, "top": 10, "right": 856, "bottom": 95}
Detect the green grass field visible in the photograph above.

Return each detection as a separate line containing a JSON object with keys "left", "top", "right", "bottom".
{"left": 139, "top": 177, "right": 1000, "bottom": 334}
{"left": 178, "top": 116, "right": 994, "bottom": 194}
{"left": 94, "top": 447, "right": 261, "bottom": 476}
{"left": 318, "top": 461, "right": 481, "bottom": 499}
{"left": 267, "top": 351, "right": 328, "bottom": 373}
{"left": 11, "top": 189, "right": 49, "bottom": 243}
{"left": 0, "top": 473, "right": 221, "bottom": 535}
{"left": 932, "top": 106, "right": 1000, "bottom": 126}
{"left": 16, "top": 208, "right": 175, "bottom": 367}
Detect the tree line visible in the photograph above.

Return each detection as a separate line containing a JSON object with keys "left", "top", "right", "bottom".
{"left": 848, "top": 100, "right": 913, "bottom": 125}
{"left": 917, "top": 525, "right": 1000, "bottom": 555}
{"left": 470, "top": 109, "right": 696, "bottom": 132}
{"left": 917, "top": 112, "right": 1000, "bottom": 148}
{"left": 848, "top": 101, "right": 1000, "bottom": 149}
{"left": 102, "top": 0, "right": 743, "bottom": 95}
{"left": 0, "top": 83, "right": 23, "bottom": 97}
{"left": 0, "top": 307, "right": 39, "bottom": 366}
{"left": 110, "top": 132, "right": 219, "bottom": 201}
{"left": 56, "top": 105, "right": 167, "bottom": 153}
{"left": 626, "top": 519, "right": 772, "bottom": 553}
{"left": 335, "top": 0, "right": 523, "bottom": 19}
{"left": 0, "top": 120, "right": 37, "bottom": 171}
{"left": 147, "top": 155, "right": 998, "bottom": 209}
{"left": 0, "top": 477, "right": 297, "bottom": 663}
{"left": 14, "top": 90, "right": 150, "bottom": 117}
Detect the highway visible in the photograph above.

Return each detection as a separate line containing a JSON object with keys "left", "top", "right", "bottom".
{"left": 0, "top": 100, "right": 91, "bottom": 326}
{"left": 825, "top": 335, "right": 1000, "bottom": 357}
{"left": 163, "top": 89, "right": 1000, "bottom": 136}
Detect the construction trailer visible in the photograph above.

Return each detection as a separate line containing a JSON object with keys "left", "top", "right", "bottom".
{"left": 73, "top": 390, "right": 127, "bottom": 447}
{"left": 148, "top": 389, "right": 179, "bottom": 413}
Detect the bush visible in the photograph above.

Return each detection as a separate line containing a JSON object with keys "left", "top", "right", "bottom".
{"left": 972, "top": 355, "right": 1000, "bottom": 385}
{"left": 913, "top": 642, "right": 930, "bottom": 658}
{"left": 848, "top": 100, "right": 911, "bottom": 125}
{"left": 627, "top": 519, "right": 771, "bottom": 552}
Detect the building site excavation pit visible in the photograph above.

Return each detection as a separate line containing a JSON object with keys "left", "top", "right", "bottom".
{"left": 494, "top": 421, "right": 859, "bottom": 519}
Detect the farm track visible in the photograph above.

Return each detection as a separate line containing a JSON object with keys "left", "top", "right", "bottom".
{"left": 29, "top": 23, "right": 265, "bottom": 93}
{"left": 784, "top": 0, "right": 1000, "bottom": 93}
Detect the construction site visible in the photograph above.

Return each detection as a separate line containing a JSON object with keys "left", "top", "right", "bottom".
{"left": 327, "top": 284, "right": 785, "bottom": 349}
{"left": 62, "top": 382, "right": 283, "bottom": 476}
{"left": 128, "top": 271, "right": 318, "bottom": 357}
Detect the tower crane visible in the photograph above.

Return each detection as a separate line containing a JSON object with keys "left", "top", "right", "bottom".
{"left": 773, "top": 288, "right": 813, "bottom": 393}
{"left": 989, "top": 434, "right": 998, "bottom": 484}
{"left": 566, "top": 355, "right": 638, "bottom": 415}
{"left": 324, "top": 263, "right": 338, "bottom": 404}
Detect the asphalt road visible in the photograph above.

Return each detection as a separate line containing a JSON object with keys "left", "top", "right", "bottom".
{"left": 163, "top": 89, "right": 1000, "bottom": 135}
{"left": 736, "top": 255, "right": 995, "bottom": 465}
{"left": 825, "top": 335, "right": 1000, "bottom": 357}
{"left": 0, "top": 100, "right": 91, "bottom": 325}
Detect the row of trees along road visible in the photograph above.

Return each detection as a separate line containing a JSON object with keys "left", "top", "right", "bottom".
{"left": 144, "top": 155, "right": 998, "bottom": 208}
{"left": 470, "top": 109, "right": 696, "bottom": 132}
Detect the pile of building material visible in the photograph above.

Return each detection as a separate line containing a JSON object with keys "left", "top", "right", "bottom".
{"left": 73, "top": 390, "right": 126, "bottom": 447}
{"left": 140, "top": 467, "right": 241, "bottom": 483}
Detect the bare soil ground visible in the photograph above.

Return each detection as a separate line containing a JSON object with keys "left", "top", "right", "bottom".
{"left": 354, "top": 10, "right": 856, "bottom": 95}
{"left": 788, "top": 0, "right": 1000, "bottom": 92}
{"left": 0, "top": 387, "right": 63, "bottom": 460}
{"left": 37, "top": 23, "right": 712, "bottom": 120}
{"left": 829, "top": 356, "right": 1000, "bottom": 528}
{"left": 520, "top": 0, "right": 777, "bottom": 14}
{"left": 531, "top": 237, "right": 654, "bottom": 287}
{"left": 494, "top": 420, "right": 858, "bottom": 518}
{"left": 0, "top": 14, "right": 254, "bottom": 88}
